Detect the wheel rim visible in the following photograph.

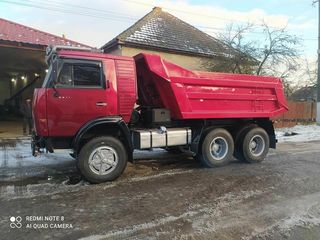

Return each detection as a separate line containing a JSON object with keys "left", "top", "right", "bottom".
{"left": 209, "top": 137, "right": 228, "bottom": 160}
{"left": 88, "top": 146, "right": 118, "bottom": 175}
{"left": 249, "top": 135, "right": 265, "bottom": 157}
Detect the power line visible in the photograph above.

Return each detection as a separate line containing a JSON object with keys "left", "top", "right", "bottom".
{"left": 119, "top": 0, "right": 285, "bottom": 29}
{"left": 42, "top": 0, "right": 318, "bottom": 40}
{"left": 0, "top": 0, "right": 262, "bottom": 32}
{"left": 34, "top": 0, "right": 140, "bottom": 19}
{"left": 3, "top": 0, "right": 282, "bottom": 30}
{"left": 0, "top": 0, "right": 137, "bottom": 22}
{"left": 0, "top": 0, "right": 316, "bottom": 42}
{"left": 35, "top": 0, "right": 289, "bottom": 33}
{"left": 120, "top": 0, "right": 256, "bottom": 23}
{"left": 121, "top": 0, "right": 318, "bottom": 42}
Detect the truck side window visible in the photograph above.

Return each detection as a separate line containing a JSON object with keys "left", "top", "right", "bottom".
{"left": 57, "top": 64, "right": 72, "bottom": 87}
{"left": 56, "top": 61, "right": 102, "bottom": 88}
{"left": 73, "top": 64, "right": 101, "bottom": 87}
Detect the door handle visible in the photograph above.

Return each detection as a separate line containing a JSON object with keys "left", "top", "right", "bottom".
{"left": 96, "top": 102, "right": 107, "bottom": 106}
{"left": 53, "top": 91, "right": 60, "bottom": 98}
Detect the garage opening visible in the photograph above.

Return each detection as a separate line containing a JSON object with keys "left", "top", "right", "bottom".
{"left": 0, "top": 18, "right": 91, "bottom": 139}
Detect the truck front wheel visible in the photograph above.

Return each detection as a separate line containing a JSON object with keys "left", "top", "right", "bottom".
{"left": 198, "top": 128, "right": 234, "bottom": 167}
{"left": 237, "top": 127, "right": 270, "bottom": 163}
{"left": 77, "top": 136, "right": 127, "bottom": 183}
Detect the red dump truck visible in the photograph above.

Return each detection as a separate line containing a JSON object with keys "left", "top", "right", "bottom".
{"left": 32, "top": 46, "right": 288, "bottom": 183}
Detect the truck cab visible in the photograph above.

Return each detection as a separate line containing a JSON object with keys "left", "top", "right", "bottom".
{"left": 33, "top": 46, "right": 137, "bottom": 138}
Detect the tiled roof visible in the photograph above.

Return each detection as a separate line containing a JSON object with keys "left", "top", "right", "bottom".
{"left": 102, "top": 7, "right": 237, "bottom": 58}
{"left": 0, "top": 17, "right": 90, "bottom": 48}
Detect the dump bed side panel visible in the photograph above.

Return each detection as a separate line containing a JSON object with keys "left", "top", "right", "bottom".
{"left": 170, "top": 76, "right": 286, "bottom": 119}
{"left": 134, "top": 53, "right": 288, "bottom": 120}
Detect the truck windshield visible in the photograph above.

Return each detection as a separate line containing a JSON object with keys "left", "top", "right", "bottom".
{"left": 42, "top": 64, "right": 52, "bottom": 88}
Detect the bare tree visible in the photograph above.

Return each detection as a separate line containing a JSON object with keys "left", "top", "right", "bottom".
{"left": 203, "top": 23, "right": 302, "bottom": 96}
{"left": 299, "top": 58, "right": 317, "bottom": 86}
{"left": 203, "top": 23, "right": 257, "bottom": 74}
{"left": 255, "top": 23, "right": 302, "bottom": 76}
{"left": 218, "top": 23, "right": 257, "bottom": 74}
{"left": 205, "top": 23, "right": 302, "bottom": 79}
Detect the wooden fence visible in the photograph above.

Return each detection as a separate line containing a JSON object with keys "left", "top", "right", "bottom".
{"left": 273, "top": 101, "right": 316, "bottom": 128}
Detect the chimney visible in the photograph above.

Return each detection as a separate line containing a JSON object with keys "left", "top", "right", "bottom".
{"left": 153, "top": 6, "right": 162, "bottom": 11}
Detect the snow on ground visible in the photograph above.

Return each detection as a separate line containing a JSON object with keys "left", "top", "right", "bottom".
{"left": 0, "top": 139, "right": 75, "bottom": 181}
{"left": 0, "top": 139, "right": 73, "bottom": 168}
{"left": 0, "top": 124, "right": 319, "bottom": 171}
{"left": 275, "top": 124, "right": 320, "bottom": 143}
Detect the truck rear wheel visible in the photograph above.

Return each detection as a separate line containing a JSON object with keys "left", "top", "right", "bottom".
{"left": 236, "top": 127, "right": 269, "bottom": 163}
{"left": 234, "top": 124, "right": 256, "bottom": 160}
{"left": 198, "top": 128, "right": 234, "bottom": 167}
{"left": 77, "top": 136, "right": 127, "bottom": 183}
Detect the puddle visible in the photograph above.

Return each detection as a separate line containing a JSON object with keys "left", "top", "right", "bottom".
{"left": 64, "top": 174, "right": 83, "bottom": 185}
{"left": 0, "top": 173, "right": 85, "bottom": 200}
{"left": 0, "top": 173, "right": 70, "bottom": 186}
{"left": 0, "top": 139, "right": 20, "bottom": 148}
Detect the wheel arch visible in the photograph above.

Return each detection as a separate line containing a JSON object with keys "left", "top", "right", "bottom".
{"left": 72, "top": 117, "right": 133, "bottom": 160}
{"left": 230, "top": 119, "right": 276, "bottom": 149}
{"left": 192, "top": 125, "right": 232, "bottom": 155}
{"left": 256, "top": 119, "right": 276, "bottom": 149}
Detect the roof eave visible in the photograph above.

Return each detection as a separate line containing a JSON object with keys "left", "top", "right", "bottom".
{"left": 119, "top": 41, "right": 234, "bottom": 59}
{"left": 0, "top": 39, "right": 46, "bottom": 51}
{"left": 101, "top": 38, "right": 125, "bottom": 51}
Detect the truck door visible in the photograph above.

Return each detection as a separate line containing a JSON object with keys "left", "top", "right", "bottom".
{"left": 46, "top": 59, "right": 108, "bottom": 136}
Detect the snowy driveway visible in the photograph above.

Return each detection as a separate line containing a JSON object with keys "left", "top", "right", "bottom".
{"left": 0, "top": 125, "right": 320, "bottom": 239}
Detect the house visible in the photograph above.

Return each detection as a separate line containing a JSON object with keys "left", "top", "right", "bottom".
{"left": 290, "top": 86, "right": 317, "bottom": 102}
{"left": 102, "top": 7, "right": 238, "bottom": 71}
{"left": 0, "top": 17, "right": 90, "bottom": 106}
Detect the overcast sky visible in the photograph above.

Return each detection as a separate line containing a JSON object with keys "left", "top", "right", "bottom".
{"left": 0, "top": 0, "right": 318, "bottom": 59}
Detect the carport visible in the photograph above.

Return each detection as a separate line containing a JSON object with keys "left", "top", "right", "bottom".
{"left": 0, "top": 18, "right": 90, "bottom": 138}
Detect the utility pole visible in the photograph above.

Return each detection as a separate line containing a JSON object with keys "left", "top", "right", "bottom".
{"left": 317, "top": 0, "right": 320, "bottom": 123}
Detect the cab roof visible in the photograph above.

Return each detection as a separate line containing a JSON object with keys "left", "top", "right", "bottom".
{"left": 58, "top": 50, "right": 134, "bottom": 62}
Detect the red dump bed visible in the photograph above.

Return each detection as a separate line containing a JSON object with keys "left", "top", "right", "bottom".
{"left": 134, "top": 53, "right": 288, "bottom": 120}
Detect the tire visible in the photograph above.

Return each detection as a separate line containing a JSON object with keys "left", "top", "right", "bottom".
{"left": 198, "top": 128, "right": 234, "bottom": 168}
{"left": 237, "top": 127, "right": 269, "bottom": 163}
{"left": 77, "top": 136, "right": 127, "bottom": 183}
{"left": 233, "top": 124, "right": 256, "bottom": 161}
